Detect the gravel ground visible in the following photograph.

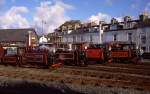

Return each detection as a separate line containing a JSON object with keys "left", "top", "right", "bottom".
{"left": 0, "top": 76, "right": 149, "bottom": 94}
{"left": 0, "top": 65, "right": 149, "bottom": 94}
{"left": 0, "top": 76, "right": 84, "bottom": 94}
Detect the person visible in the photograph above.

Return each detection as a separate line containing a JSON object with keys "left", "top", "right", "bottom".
{"left": 74, "top": 49, "right": 87, "bottom": 66}
{"left": 140, "top": 48, "right": 144, "bottom": 60}
{"left": 108, "top": 45, "right": 112, "bottom": 51}
{"left": 79, "top": 50, "right": 87, "bottom": 66}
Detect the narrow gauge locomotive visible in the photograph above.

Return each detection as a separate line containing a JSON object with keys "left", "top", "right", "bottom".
{"left": 0, "top": 41, "right": 140, "bottom": 68}
{"left": 85, "top": 44, "right": 106, "bottom": 64}
{"left": 0, "top": 45, "right": 55, "bottom": 68}
{"left": 84, "top": 41, "right": 139, "bottom": 64}
{"left": 55, "top": 49, "right": 86, "bottom": 66}
{"left": 53, "top": 41, "right": 140, "bottom": 66}
{"left": 106, "top": 41, "right": 139, "bottom": 63}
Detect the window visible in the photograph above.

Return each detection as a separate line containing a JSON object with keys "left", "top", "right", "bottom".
{"left": 5, "top": 47, "right": 17, "bottom": 56}
{"left": 110, "top": 25, "right": 117, "bottom": 30}
{"left": 31, "top": 37, "right": 36, "bottom": 40}
{"left": 141, "top": 47, "right": 146, "bottom": 52}
{"left": 113, "top": 34, "right": 117, "bottom": 41}
{"left": 90, "top": 35, "right": 92, "bottom": 42}
{"left": 128, "top": 33, "right": 132, "bottom": 42}
{"left": 81, "top": 36, "right": 83, "bottom": 42}
{"left": 73, "top": 36, "right": 76, "bottom": 43}
{"left": 141, "top": 35, "right": 146, "bottom": 44}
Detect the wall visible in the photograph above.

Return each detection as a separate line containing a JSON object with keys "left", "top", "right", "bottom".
{"left": 102, "top": 27, "right": 150, "bottom": 52}
{"left": 62, "top": 32, "right": 101, "bottom": 44}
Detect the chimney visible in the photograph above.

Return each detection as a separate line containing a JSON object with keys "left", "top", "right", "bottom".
{"left": 124, "top": 16, "right": 131, "bottom": 22}
{"left": 111, "top": 18, "right": 118, "bottom": 24}
{"left": 139, "top": 12, "right": 148, "bottom": 22}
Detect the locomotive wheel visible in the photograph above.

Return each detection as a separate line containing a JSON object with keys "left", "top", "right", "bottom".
{"left": 79, "top": 60, "right": 87, "bottom": 67}
{"left": 108, "top": 58, "right": 113, "bottom": 63}
{"left": 131, "top": 57, "right": 140, "bottom": 63}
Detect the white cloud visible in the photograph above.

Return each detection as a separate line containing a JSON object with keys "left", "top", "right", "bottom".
{"left": 33, "top": 0, "right": 73, "bottom": 34}
{"left": 115, "top": 17, "right": 123, "bottom": 22}
{"left": 0, "top": 0, "right": 73, "bottom": 35}
{"left": 88, "top": 12, "right": 112, "bottom": 24}
{"left": 0, "top": 6, "right": 29, "bottom": 29}
{"left": 7, "top": 6, "right": 28, "bottom": 14}
{"left": 88, "top": 12, "right": 123, "bottom": 24}
{"left": 40, "top": 1, "right": 52, "bottom": 6}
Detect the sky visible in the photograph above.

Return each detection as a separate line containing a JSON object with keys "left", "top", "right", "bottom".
{"left": 0, "top": 0, "right": 150, "bottom": 35}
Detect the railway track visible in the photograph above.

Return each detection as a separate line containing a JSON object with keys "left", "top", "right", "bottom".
{"left": 95, "top": 63, "right": 150, "bottom": 70}
{"left": 60, "top": 63, "right": 150, "bottom": 91}
{"left": 63, "top": 63, "right": 150, "bottom": 76}
{"left": 0, "top": 68, "right": 149, "bottom": 91}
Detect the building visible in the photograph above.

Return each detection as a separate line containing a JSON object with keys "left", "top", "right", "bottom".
{"left": 53, "top": 20, "right": 106, "bottom": 50}
{"left": 47, "top": 31, "right": 63, "bottom": 48}
{"left": 0, "top": 28, "right": 39, "bottom": 47}
{"left": 102, "top": 13, "right": 150, "bottom": 52}
{"left": 59, "top": 20, "right": 82, "bottom": 32}
{"left": 59, "top": 21, "right": 105, "bottom": 50}
{"left": 53, "top": 13, "right": 150, "bottom": 52}
{"left": 62, "top": 25, "right": 100, "bottom": 44}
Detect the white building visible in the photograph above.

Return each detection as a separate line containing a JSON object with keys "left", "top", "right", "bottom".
{"left": 57, "top": 13, "right": 150, "bottom": 52}
{"left": 62, "top": 26, "right": 102, "bottom": 44}
{"left": 102, "top": 14, "right": 150, "bottom": 52}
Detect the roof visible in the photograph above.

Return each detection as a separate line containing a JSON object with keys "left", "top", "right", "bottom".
{"left": 63, "top": 28, "right": 99, "bottom": 36}
{"left": 0, "top": 28, "right": 36, "bottom": 42}
{"left": 103, "top": 19, "right": 150, "bottom": 32}
{"left": 104, "top": 27, "right": 137, "bottom": 32}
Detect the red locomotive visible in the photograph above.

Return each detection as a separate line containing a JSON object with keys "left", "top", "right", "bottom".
{"left": 21, "top": 47, "right": 49, "bottom": 68}
{"left": 0, "top": 45, "right": 53, "bottom": 68}
{"left": 55, "top": 50, "right": 86, "bottom": 66}
{"left": 84, "top": 42, "right": 139, "bottom": 64}
{"left": 0, "top": 41, "right": 140, "bottom": 68}
{"left": 85, "top": 44, "right": 105, "bottom": 64}
{"left": 1, "top": 46, "right": 19, "bottom": 66}
{"left": 106, "top": 42, "right": 139, "bottom": 63}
